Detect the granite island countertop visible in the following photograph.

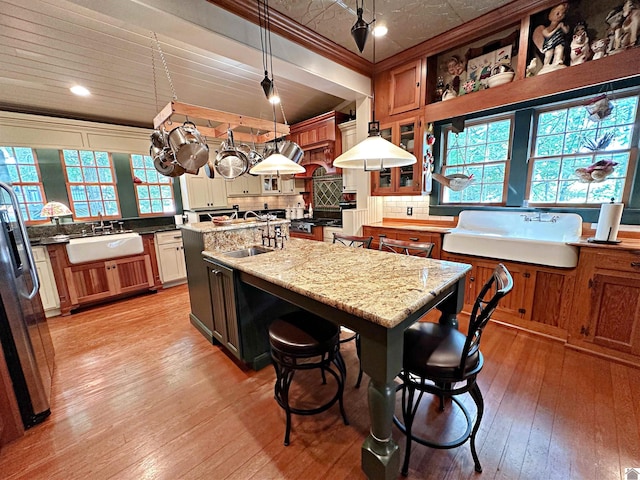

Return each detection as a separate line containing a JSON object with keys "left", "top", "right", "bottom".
{"left": 203, "top": 238, "right": 471, "bottom": 329}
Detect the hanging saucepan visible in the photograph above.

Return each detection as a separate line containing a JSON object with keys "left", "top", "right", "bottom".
{"left": 167, "top": 121, "right": 209, "bottom": 171}
{"left": 150, "top": 129, "right": 168, "bottom": 150}
{"left": 203, "top": 158, "right": 216, "bottom": 179}
{"left": 236, "top": 143, "right": 262, "bottom": 176}
{"left": 153, "top": 149, "right": 185, "bottom": 177}
{"left": 215, "top": 130, "right": 248, "bottom": 179}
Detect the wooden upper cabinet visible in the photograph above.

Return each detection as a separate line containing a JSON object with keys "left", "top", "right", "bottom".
{"left": 389, "top": 59, "right": 423, "bottom": 115}
{"left": 289, "top": 111, "right": 348, "bottom": 150}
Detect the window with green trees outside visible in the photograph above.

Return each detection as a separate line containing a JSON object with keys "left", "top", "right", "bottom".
{"left": 529, "top": 94, "right": 639, "bottom": 205}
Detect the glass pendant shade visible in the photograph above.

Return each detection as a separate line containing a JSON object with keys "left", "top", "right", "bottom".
{"left": 249, "top": 153, "right": 305, "bottom": 176}
{"left": 351, "top": 8, "right": 369, "bottom": 53}
{"left": 333, "top": 122, "right": 417, "bottom": 170}
{"left": 40, "top": 201, "right": 72, "bottom": 218}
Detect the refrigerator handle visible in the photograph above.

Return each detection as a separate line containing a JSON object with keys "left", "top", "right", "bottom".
{"left": 0, "top": 181, "right": 40, "bottom": 299}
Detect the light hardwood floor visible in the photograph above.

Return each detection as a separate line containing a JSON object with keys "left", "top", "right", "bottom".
{"left": 0, "top": 284, "right": 639, "bottom": 479}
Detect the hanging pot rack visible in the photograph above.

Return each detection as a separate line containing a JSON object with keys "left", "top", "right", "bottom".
{"left": 153, "top": 101, "right": 290, "bottom": 144}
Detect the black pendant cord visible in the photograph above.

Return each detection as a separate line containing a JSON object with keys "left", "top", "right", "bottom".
{"left": 372, "top": 0, "right": 376, "bottom": 124}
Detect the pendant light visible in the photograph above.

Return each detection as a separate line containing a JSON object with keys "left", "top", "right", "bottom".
{"left": 258, "top": 0, "right": 280, "bottom": 104}
{"left": 334, "top": 0, "right": 417, "bottom": 171}
{"left": 250, "top": 0, "right": 304, "bottom": 176}
{"left": 351, "top": 1, "right": 370, "bottom": 53}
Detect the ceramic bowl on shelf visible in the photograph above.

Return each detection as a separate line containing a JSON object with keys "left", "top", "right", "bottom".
{"left": 487, "top": 71, "right": 515, "bottom": 88}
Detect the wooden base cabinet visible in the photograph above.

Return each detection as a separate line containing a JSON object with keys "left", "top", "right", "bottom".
{"left": 441, "top": 252, "right": 575, "bottom": 340}
{"left": 64, "top": 255, "right": 154, "bottom": 306}
{"left": 569, "top": 248, "right": 640, "bottom": 364}
{"left": 46, "top": 235, "right": 160, "bottom": 315}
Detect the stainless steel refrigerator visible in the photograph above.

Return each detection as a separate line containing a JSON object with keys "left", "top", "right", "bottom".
{"left": 0, "top": 181, "right": 55, "bottom": 428}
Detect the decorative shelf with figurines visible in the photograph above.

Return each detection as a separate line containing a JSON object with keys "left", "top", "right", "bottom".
{"left": 422, "top": 0, "right": 640, "bottom": 123}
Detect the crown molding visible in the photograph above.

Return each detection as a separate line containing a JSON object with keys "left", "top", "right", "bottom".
{"left": 207, "top": 0, "right": 372, "bottom": 77}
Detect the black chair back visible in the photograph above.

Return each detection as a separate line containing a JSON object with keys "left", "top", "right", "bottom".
{"left": 378, "top": 237, "right": 434, "bottom": 257}
{"left": 460, "top": 263, "right": 513, "bottom": 372}
{"left": 333, "top": 233, "right": 373, "bottom": 249}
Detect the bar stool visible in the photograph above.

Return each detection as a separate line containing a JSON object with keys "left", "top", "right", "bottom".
{"left": 268, "top": 311, "right": 349, "bottom": 446}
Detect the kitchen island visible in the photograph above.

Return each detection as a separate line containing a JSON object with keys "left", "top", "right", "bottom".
{"left": 203, "top": 238, "right": 470, "bottom": 480}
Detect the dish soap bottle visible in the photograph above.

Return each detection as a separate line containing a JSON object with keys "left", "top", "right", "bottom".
{"left": 308, "top": 203, "right": 313, "bottom": 218}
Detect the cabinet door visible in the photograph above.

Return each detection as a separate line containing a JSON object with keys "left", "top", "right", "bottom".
{"left": 206, "top": 176, "right": 228, "bottom": 207}
{"left": 473, "top": 259, "right": 533, "bottom": 320}
{"left": 158, "top": 242, "right": 186, "bottom": 283}
{"left": 225, "top": 177, "right": 248, "bottom": 196}
{"left": 33, "top": 247, "right": 60, "bottom": 311}
{"left": 371, "top": 123, "right": 395, "bottom": 195}
{"left": 395, "top": 119, "right": 421, "bottom": 194}
{"left": 371, "top": 118, "right": 421, "bottom": 195}
{"left": 64, "top": 262, "right": 112, "bottom": 305}
{"left": 389, "top": 59, "right": 422, "bottom": 115}
{"left": 107, "top": 255, "right": 154, "bottom": 295}
{"left": 280, "top": 178, "right": 296, "bottom": 194}
{"left": 583, "top": 271, "right": 640, "bottom": 356}
{"left": 208, "top": 264, "right": 241, "bottom": 359}
{"left": 180, "top": 170, "right": 210, "bottom": 209}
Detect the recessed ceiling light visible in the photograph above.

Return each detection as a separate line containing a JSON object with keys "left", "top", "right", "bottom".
{"left": 70, "top": 85, "right": 91, "bottom": 96}
{"left": 373, "top": 25, "right": 388, "bottom": 37}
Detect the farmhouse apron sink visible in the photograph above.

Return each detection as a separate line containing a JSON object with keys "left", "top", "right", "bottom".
{"left": 65, "top": 232, "right": 143, "bottom": 264}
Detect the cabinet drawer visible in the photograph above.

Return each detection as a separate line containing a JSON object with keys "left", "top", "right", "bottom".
{"left": 596, "top": 251, "right": 640, "bottom": 273}
{"left": 155, "top": 230, "right": 183, "bottom": 245}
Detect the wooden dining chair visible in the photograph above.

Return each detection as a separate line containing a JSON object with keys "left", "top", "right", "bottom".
{"left": 393, "top": 263, "right": 513, "bottom": 475}
{"left": 378, "top": 237, "right": 434, "bottom": 258}
{"left": 332, "top": 232, "right": 373, "bottom": 388}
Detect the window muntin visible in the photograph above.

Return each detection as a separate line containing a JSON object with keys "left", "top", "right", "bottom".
{"left": 529, "top": 94, "right": 639, "bottom": 205}
{"left": 130, "top": 154, "right": 175, "bottom": 215}
{"left": 62, "top": 150, "right": 120, "bottom": 219}
{"left": 0, "top": 147, "right": 47, "bottom": 223}
{"left": 441, "top": 117, "right": 512, "bottom": 204}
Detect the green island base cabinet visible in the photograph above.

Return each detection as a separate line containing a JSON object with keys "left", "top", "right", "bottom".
{"left": 181, "top": 222, "right": 296, "bottom": 369}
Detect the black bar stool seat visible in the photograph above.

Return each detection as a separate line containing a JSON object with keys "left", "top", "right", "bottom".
{"left": 269, "top": 311, "right": 349, "bottom": 446}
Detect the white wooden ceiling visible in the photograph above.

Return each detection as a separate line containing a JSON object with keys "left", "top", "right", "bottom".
{"left": 0, "top": 0, "right": 513, "bottom": 130}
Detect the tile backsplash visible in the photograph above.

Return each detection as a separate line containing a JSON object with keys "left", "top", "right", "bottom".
{"left": 382, "top": 196, "right": 431, "bottom": 220}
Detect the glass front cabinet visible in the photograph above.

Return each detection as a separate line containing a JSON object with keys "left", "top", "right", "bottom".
{"left": 371, "top": 116, "right": 422, "bottom": 195}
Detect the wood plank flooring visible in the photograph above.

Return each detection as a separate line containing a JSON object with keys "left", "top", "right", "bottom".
{"left": 0, "top": 284, "right": 639, "bottom": 479}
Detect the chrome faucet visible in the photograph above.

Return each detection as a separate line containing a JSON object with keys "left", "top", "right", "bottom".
{"left": 244, "top": 210, "right": 260, "bottom": 221}
{"left": 521, "top": 211, "right": 559, "bottom": 223}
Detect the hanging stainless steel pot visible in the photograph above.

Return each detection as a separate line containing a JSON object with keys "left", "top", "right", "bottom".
{"left": 263, "top": 140, "right": 304, "bottom": 164}
{"left": 153, "top": 149, "right": 185, "bottom": 177}
{"left": 278, "top": 140, "right": 304, "bottom": 164}
{"left": 215, "top": 130, "right": 249, "bottom": 179}
{"left": 167, "top": 121, "right": 209, "bottom": 171}
{"left": 150, "top": 129, "right": 168, "bottom": 150}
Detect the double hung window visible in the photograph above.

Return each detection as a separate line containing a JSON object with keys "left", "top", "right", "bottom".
{"left": 528, "top": 94, "right": 639, "bottom": 205}
{"left": 62, "top": 150, "right": 120, "bottom": 219}
{"left": 440, "top": 117, "right": 512, "bottom": 204}
{"left": 130, "top": 154, "right": 175, "bottom": 215}
{"left": 0, "top": 146, "right": 47, "bottom": 223}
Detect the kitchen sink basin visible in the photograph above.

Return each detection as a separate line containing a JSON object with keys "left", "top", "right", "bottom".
{"left": 223, "top": 246, "right": 272, "bottom": 258}
{"left": 443, "top": 210, "right": 582, "bottom": 268}
{"left": 66, "top": 232, "right": 143, "bottom": 264}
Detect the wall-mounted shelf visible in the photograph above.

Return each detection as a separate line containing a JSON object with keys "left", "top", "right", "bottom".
{"left": 423, "top": 48, "right": 640, "bottom": 123}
